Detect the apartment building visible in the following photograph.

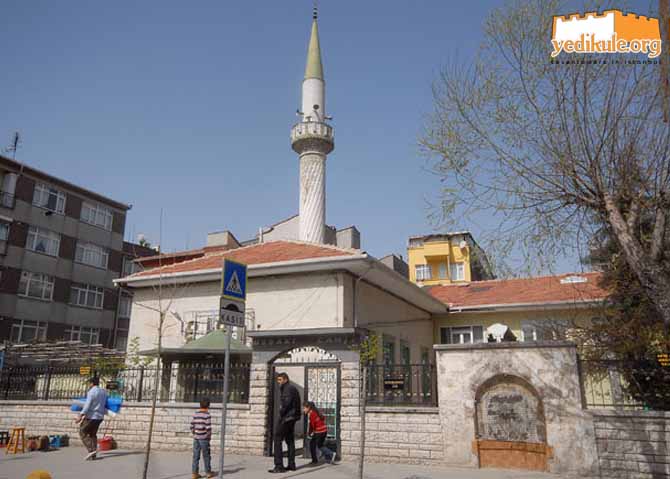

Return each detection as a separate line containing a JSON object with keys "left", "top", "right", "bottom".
{"left": 0, "top": 155, "right": 153, "bottom": 349}
{"left": 407, "top": 232, "right": 495, "bottom": 286}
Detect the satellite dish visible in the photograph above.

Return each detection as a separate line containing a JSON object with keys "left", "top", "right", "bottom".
{"left": 459, "top": 240, "right": 467, "bottom": 249}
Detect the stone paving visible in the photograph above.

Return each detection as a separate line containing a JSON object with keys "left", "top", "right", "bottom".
{"left": 0, "top": 447, "right": 578, "bottom": 479}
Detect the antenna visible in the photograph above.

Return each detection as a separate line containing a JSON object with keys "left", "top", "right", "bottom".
{"left": 4, "top": 131, "right": 26, "bottom": 175}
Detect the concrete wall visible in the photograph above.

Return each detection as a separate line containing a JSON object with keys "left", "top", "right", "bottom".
{"left": 434, "top": 341, "right": 599, "bottom": 476}
{"left": 593, "top": 410, "right": 670, "bottom": 479}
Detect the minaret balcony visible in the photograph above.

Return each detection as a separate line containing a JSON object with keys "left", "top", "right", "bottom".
{"left": 291, "top": 121, "right": 335, "bottom": 154}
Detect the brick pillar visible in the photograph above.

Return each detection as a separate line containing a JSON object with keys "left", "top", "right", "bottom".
{"left": 246, "top": 362, "right": 271, "bottom": 455}
{"left": 339, "top": 360, "right": 362, "bottom": 459}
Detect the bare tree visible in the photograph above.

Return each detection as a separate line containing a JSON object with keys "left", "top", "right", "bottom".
{"left": 120, "top": 216, "right": 192, "bottom": 479}
{"left": 420, "top": 0, "right": 670, "bottom": 333}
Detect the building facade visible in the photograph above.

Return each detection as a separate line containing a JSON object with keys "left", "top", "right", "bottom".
{"left": 407, "top": 232, "right": 494, "bottom": 286}
{"left": 0, "top": 154, "right": 152, "bottom": 349}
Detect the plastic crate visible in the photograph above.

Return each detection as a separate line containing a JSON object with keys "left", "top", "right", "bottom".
{"left": 48, "top": 435, "right": 62, "bottom": 448}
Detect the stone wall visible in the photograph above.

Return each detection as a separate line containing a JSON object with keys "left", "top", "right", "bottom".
{"left": 0, "top": 400, "right": 259, "bottom": 453}
{"left": 434, "top": 341, "right": 599, "bottom": 477}
{"left": 360, "top": 407, "right": 443, "bottom": 464}
{"left": 593, "top": 409, "right": 670, "bottom": 479}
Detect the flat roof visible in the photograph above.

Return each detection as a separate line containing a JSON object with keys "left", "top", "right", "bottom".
{"left": 0, "top": 154, "right": 131, "bottom": 211}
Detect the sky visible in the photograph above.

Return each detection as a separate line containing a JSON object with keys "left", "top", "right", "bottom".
{"left": 0, "top": 0, "right": 655, "bottom": 273}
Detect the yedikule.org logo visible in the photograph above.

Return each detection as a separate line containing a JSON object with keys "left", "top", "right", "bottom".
{"left": 551, "top": 9, "right": 662, "bottom": 58}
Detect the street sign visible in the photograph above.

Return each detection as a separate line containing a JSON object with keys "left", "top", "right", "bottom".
{"left": 80, "top": 366, "right": 91, "bottom": 376}
{"left": 219, "top": 298, "right": 246, "bottom": 328}
{"left": 221, "top": 259, "right": 247, "bottom": 301}
{"left": 219, "top": 259, "right": 247, "bottom": 479}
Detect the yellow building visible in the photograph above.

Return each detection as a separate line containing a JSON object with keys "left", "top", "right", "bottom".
{"left": 407, "top": 232, "right": 494, "bottom": 286}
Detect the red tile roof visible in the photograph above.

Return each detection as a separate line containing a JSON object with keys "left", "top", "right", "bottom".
{"left": 427, "top": 272, "right": 608, "bottom": 308}
{"left": 128, "top": 240, "right": 357, "bottom": 278}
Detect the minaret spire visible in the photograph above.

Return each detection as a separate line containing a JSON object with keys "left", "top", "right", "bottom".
{"left": 291, "top": 5, "right": 334, "bottom": 244}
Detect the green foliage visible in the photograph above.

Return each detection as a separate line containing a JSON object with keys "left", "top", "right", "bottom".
{"left": 357, "top": 334, "right": 380, "bottom": 366}
{"left": 126, "top": 336, "right": 153, "bottom": 368}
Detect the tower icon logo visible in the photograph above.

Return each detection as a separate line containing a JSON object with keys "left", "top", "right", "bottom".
{"left": 551, "top": 9, "right": 663, "bottom": 58}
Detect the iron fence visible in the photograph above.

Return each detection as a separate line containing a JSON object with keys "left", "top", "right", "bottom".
{"left": 365, "top": 364, "right": 437, "bottom": 406}
{"left": 0, "top": 363, "right": 251, "bottom": 404}
{"left": 579, "top": 358, "right": 670, "bottom": 411}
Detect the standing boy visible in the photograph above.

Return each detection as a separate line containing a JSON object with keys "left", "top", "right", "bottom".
{"left": 77, "top": 377, "right": 107, "bottom": 461}
{"left": 190, "top": 398, "right": 215, "bottom": 479}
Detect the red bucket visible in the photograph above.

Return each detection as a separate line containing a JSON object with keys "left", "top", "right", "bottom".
{"left": 97, "top": 436, "right": 114, "bottom": 451}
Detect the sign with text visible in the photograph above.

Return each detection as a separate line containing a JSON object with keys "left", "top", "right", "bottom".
{"left": 219, "top": 298, "right": 246, "bottom": 328}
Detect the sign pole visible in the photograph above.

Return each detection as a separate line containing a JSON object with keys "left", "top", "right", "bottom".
{"left": 219, "top": 326, "right": 232, "bottom": 478}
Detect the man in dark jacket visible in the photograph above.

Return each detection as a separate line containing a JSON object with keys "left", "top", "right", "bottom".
{"left": 269, "top": 372, "right": 301, "bottom": 473}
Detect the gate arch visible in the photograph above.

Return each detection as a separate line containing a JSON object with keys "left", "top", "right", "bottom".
{"left": 269, "top": 346, "right": 341, "bottom": 460}
{"left": 474, "top": 374, "right": 550, "bottom": 471}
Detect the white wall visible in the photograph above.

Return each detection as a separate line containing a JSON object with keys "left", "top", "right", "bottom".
{"left": 126, "top": 272, "right": 344, "bottom": 352}
{"left": 344, "top": 276, "right": 434, "bottom": 364}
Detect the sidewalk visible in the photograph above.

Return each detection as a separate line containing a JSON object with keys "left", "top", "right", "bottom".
{"left": 1, "top": 447, "right": 569, "bottom": 479}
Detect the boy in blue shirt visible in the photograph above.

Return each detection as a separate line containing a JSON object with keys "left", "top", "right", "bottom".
{"left": 77, "top": 377, "right": 107, "bottom": 461}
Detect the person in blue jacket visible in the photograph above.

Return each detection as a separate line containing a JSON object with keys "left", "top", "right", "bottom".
{"left": 76, "top": 377, "right": 108, "bottom": 461}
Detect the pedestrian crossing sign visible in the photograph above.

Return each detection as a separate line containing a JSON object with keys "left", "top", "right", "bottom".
{"left": 221, "top": 259, "right": 247, "bottom": 301}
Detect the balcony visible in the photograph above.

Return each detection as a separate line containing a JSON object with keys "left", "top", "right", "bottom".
{"left": 290, "top": 121, "right": 334, "bottom": 154}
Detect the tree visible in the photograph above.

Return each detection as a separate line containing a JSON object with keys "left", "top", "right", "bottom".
{"left": 355, "top": 333, "right": 379, "bottom": 479}
{"left": 581, "top": 220, "right": 670, "bottom": 410}
{"left": 420, "top": 0, "right": 670, "bottom": 332}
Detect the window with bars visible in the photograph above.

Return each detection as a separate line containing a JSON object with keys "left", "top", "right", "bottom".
{"left": 69, "top": 283, "right": 104, "bottom": 309}
{"left": 18, "top": 271, "right": 54, "bottom": 300}
{"left": 10, "top": 320, "right": 47, "bottom": 343}
{"left": 65, "top": 325, "right": 100, "bottom": 345}
{"left": 75, "top": 241, "right": 109, "bottom": 269}
{"left": 81, "top": 202, "right": 113, "bottom": 230}
{"left": 26, "top": 226, "right": 61, "bottom": 256}
{"left": 449, "top": 262, "right": 465, "bottom": 281}
{"left": 33, "top": 183, "right": 66, "bottom": 214}
{"left": 415, "top": 264, "right": 431, "bottom": 281}
{"left": 440, "top": 326, "right": 484, "bottom": 344}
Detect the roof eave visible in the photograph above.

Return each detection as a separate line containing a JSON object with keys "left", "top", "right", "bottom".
{"left": 444, "top": 298, "right": 606, "bottom": 313}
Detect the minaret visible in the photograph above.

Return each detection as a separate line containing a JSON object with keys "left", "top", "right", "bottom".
{"left": 291, "top": 5, "right": 334, "bottom": 244}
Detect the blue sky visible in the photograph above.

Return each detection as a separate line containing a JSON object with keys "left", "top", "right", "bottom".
{"left": 0, "top": 1, "right": 654, "bottom": 273}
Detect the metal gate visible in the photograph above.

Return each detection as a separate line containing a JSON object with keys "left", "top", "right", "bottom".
{"left": 268, "top": 347, "right": 341, "bottom": 460}
{"left": 304, "top": 364, "right": 340, "bottom": 459}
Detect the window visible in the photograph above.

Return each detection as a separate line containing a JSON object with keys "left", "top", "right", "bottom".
{"left": 122, "top": 257, "right": 140, "bottom": 277}
{"left": 383, "top": 337, "right": 396, "bottom": 365}
{"left": 65, "top": 326, "right": 100, "bottom": 345}
{"left": 0, "top": 221, "right": 9, "bottom": 254}
{"left": 81, "top": 202, "right": 113, "bottom": 230}
{"left": 10, "top": 320, "right": 47, "bottom": 343}
{"left": 69, "top": 283, "right": 104, "bottom": 309}
{"left": 119, "top": 293, "right": 132, "bottom": 318}
{"left": 449, "top": 262, "right": 465, "bottom": 281}
{"left": 438, "top": 262, "right": 448, "bottom": 279}
{"left": 32, "top": 183, "right": 66, "bottom": 214}
{"left": 415, "top": 264, "right": 431, "bottom": 281}
{"left": 26, "top": 226, "right": 61, "bottom": 256}
{"left": 115, "top": 332, "right": 128, "bottom": 351}
{"left": 520, "top": 320, "right": 567, "bottom": 342}
{"left": 18, "top": 271, "right": 54, "bottom": 300}
{"left": 400, "top": 342, "right": 411, "bottom": 366}
{"left": 440, "top": 326, "right": 484, "bottom": 344}
{"left": 75, "top": 241, "right": 109, "bottom": 269}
